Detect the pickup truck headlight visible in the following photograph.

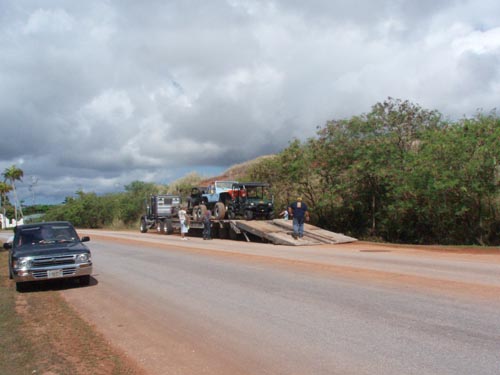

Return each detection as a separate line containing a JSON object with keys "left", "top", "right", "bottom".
{"left": 76, "top": 253, "right": 91, "bottom": 264}
{"left": 14, "top": 257, "right": 32, "bottom": 270}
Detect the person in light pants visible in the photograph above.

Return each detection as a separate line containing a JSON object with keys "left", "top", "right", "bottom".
{"left": 178, "top": 206, "right": 189, "bottom": 240}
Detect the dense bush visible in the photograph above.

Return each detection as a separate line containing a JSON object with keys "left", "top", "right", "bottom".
{"left": 249, "top": 98, "right": 500, "bottom": 245}
{"left": 43, "top": 181, "right": 159, "bottom": 229}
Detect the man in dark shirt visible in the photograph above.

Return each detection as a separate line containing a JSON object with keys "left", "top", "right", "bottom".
{"left": 202, "top": 209, "right": 212, "bottom": 240}
{"left": 288, "top": 197, "right": 310, "bottom": 239}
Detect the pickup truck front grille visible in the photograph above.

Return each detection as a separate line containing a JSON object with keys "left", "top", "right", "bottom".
{"left": 32, "top": 268, "right": 77, "bottom": 279}
{"left": 32, "top": 255, "right": 76, "bottom": 267}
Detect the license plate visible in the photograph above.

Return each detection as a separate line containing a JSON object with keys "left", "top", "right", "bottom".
{"left": 47, "top": 269, "right": 63, "bottom": 278}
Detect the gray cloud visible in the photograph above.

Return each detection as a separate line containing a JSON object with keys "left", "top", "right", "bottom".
{"left": 1, "top": 0, "right": 500, "bottom": 204}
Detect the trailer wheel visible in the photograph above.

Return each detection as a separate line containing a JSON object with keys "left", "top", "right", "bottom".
{"left": 166, "top": 220, "right": 174, "bottom": 234}
{"left": 199, "top": 204, "right": 207, "bottom": 218}
{"left": 218, "top": 226, "right": 228, "bottom": 239}
{"left": 157, "top": 221, "right": 165, "bottom": 234}
{"left": 140, "top": 218, "right": 148, "bottom": 233}
{"left": 229, "top": 228, "right": 238, "bottom": 240}
{"left": 214, "top": 202, "right": 226, "bottom": 220}
{"left": 192, "top": 205, "right": 199, "bottom": 221}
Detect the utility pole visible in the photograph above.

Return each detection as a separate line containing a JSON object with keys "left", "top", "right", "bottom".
{"left": 29, "top": 176, "right": 39, "bottom": 206}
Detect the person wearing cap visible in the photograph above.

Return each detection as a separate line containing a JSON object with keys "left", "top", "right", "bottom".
{"left": 288, "top": 196, "right": 310, "bottom": 239}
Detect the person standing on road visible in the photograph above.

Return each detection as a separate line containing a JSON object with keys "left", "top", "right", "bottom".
{"left": 202, "top": 210, "right": 212, "bottom": 240}
{"left": 288, "top": 197, "right": 309, "bottom": 239}
{"left": 178, "top": 205, "right": 189, "bottom": 240}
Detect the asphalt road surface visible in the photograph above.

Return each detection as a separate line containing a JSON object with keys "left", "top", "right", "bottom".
{"left": 43, "top": 231, "right": 500, "bottom": 374}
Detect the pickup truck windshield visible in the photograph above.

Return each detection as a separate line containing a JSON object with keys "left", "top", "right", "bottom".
{"left": 15, "top": 224, "right": 79, "bottom": 246}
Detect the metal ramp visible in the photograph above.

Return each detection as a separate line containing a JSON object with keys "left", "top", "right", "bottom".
{"left": 232, "top": 219, "right": 357, "bottom": 246}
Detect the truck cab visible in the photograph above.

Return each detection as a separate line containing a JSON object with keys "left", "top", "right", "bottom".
{"left": 140, "top": 194, "right": 181, "bottom": 234}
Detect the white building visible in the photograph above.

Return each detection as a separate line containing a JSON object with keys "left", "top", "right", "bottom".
{"left": 0, "top": 213, "right": 23, "bottom": 229}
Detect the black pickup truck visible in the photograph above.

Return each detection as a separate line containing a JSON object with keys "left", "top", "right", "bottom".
{"left": 3, "top": 221, "right": 93, "bottom": 292}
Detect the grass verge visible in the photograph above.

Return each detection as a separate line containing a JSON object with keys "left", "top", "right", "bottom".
{"left": 0, "top": 247, "right": 145, "bottom": 375}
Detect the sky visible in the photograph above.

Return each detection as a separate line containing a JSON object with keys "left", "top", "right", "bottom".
{"left": 1, "top": 0, "right": 500, "bottom": 205}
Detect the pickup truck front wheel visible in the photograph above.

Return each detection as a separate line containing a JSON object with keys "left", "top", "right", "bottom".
{"left": 79, "top": 275, "right": 90, "bottom": 286}
{"left": 16, "top": 282, "right": 28, "bottom": 293}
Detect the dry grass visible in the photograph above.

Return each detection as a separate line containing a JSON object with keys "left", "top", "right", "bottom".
{"left": 199, "top": 154, "right": 277, "bottom": 184}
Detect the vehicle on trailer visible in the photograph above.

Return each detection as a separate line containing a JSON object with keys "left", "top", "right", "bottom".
{"left": 190, "top": 180, "right": 238, "bottom": 220}
{"left": 186, "top": 186, "right": 206, "bottom": 213}
{"left": 3, "top": 221, "right": 93, "bottom": 292}
{"left": 227, "top": 182, "right": 274, "bottom": 220}
{"left": 140, "top": 194, "right": 181, "bottom": 234}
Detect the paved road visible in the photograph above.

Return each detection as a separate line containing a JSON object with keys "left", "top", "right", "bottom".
{"left": 53, "top": 231, "right": 500, "bottom": 374}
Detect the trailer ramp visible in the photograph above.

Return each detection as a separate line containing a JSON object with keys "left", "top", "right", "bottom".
{"left": 232, "top": 219, "right": 357, "bottom": 246}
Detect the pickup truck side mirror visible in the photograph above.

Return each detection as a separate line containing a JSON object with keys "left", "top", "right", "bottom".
{"left": 3, "top": 242, "right": 12, "bottom": 250}
{"left": 81, "top": 236, "right": 90, "bottom": 242}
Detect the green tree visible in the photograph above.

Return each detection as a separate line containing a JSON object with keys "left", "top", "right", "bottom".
{"left": 44, "top": 191, "right": 112, "bottom": 228}
{"left": 305, "top": 97, "right": 442, "bottom": 238}
{"left": 247, "top": 155, "right": 286, "bottom": 205}
{"left": 365, "top": 98, "right": 443, "bottom": 242}
{"left": 0, "top": 181, "right": 13, "bottom": 228}
{"left": 2, "top": 165, "right": 24, "bottom": 221}
{"left": 248, "top": 141, "right": 322, "bottom": 221}
{"left": 411, "top": 112, "right": 500, "bottom": 244}
{"left": 44, "top": 181, "right": 168, "bottom": 229}
{"left": 309, "top": 115, "right": 385, "bottom": 235}
{"left": 118, "top": 181, "right": 158, "bottom": 225}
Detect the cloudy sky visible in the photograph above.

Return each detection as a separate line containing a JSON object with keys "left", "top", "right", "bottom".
{"left": 1, "top": 0, "right": 500, "bottom": 205}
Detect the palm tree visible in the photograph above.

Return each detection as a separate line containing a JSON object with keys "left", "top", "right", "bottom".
{"left": 3, "top": 165, "right": 24, "bottom": 221}
{"left": 0, "top": 181, "right": 12, "bottom": 228}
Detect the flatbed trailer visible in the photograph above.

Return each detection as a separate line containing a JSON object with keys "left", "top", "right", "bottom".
{"left": 154, "top": 218, "right": 356, "bottom": 246}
